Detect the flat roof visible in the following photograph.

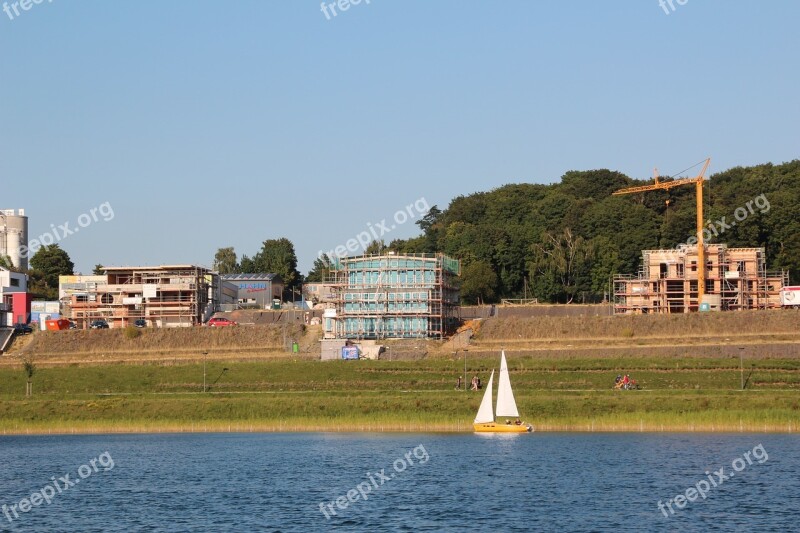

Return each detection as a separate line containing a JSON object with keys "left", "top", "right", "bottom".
{"left": 102, "top": 265, "right": 211, "bottom": 272}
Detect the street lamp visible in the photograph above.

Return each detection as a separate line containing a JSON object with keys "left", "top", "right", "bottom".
{"left": 203, "top": 351, "right": 208, "bottom": 393}
{"left": 459, "top": 349, "right": 469, "bottom": 391}
{"left": 739, "top": 347, "right": 745, "bottom": 391}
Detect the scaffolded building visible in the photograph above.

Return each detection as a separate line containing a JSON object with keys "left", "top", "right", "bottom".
{"left": 61, "top": 265, "right": 215, "bottom": 328}
{"left": 328, "top": 253, "right": 461, "bottom": 339}
{"left": 614, "top": 244, "right": 787, "bottom": 314}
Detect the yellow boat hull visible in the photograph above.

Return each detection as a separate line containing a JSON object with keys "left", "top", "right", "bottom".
{"left": 473, "top": 422, "right": 533, "bottom": 433}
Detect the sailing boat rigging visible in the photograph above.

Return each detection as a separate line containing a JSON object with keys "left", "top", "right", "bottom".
{"left": 473, "top": 351, "right": 533, "bottom": 433}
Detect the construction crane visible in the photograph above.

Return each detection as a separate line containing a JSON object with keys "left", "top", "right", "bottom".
{"left": 613, "top": 158, "right": 712, "bottom": 308}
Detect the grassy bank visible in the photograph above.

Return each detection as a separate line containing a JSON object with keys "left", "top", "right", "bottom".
{"left": 1, "top": 356, "right": 798, "bottom": 434}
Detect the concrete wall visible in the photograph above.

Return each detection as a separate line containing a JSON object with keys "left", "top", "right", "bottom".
{"left": 459, "top": 304, "right": 612, "bottom": 319}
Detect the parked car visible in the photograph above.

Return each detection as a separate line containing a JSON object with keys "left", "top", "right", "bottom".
{"left": 134, "top": 319, "right": 147, "bottom": 328}
{"left": 68, "top": 320, "right": 78, "bottom": 330}
{"left": 13, "top": 323, "right": 33, "bottom": 335}
{"left": 90, "top": 320, "right": 110, "bottom": 329}
{"left": 207, "top": 317, "right": 237, "bottom": 327}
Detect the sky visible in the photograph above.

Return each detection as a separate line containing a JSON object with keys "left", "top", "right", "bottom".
{"left": 1, "top": 0, "right": 798, "bottom": 275}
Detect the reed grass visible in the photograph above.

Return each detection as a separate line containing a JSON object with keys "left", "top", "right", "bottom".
{"left": 0, "top": 356, "right": 798, "bottom": 434}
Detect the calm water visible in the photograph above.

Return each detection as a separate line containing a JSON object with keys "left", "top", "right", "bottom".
{"left": 0, "top": 432, "right": 798, "bottom": 531}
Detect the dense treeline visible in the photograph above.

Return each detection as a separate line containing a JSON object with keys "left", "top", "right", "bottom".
{"left": 388, "top": 160, "right": 800, "bottom": 304}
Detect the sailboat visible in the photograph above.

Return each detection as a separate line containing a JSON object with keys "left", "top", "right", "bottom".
{"left": 473, "top": 351, "right": 533, "bottom": 433}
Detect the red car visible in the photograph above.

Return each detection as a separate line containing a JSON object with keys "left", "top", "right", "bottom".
{"left": 207, "top": 317, "right": 237, "bottom": 327}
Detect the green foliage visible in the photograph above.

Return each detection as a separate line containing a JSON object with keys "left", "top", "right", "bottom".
{"left": 22, "top": 358, "right": 35, "bottom": 380}
{"left": 459, "top": 260, "right": 498, "bottom": 304}
{"left": 305, "top": 253, "right": 333, "bottom": 283}
{"left": 0, "top": 255, "right": 18, "bottom": 271}
{"left": 123, "top": 326, "right": 141, "bottom": 340}
{"left": 239, "top": 255, "right": 256, "bottom": 273}
{"left": 364, "top": 240, "right": 385, "bottom": 255}
{"left": 387, "top": 159, "right": 800, "bottom": 300}
{"left": 92, "top": 264, "right": 105, "bottom": 275}
{"left": 213, "top": 247, "right": 238, "bottom": 274}
{"left": 528, "top": 228, "right": 595, "bottom": 303}
{"left": 251, "top": 238, "right": 301, "bottom": 293}
{"left": 28, "top": 244, "right": 74, "bottom": 299}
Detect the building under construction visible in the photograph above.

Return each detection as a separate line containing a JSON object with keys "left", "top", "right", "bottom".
{"left": 60, "top": 265, "right": 216, "bottom": 328}
{"left": 614, "top": 244, "right": 787, "bottom": 314}
{"left": 328, "top": 253, "right": 461, "bottom": 339}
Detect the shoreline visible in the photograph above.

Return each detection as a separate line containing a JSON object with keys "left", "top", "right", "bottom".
{"left": 1, "top": 420, "right": 796, "bottom": 436}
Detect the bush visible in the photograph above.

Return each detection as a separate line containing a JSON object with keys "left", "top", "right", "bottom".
{"left": 124, "top": 326, "right": 141, "bottom": 340}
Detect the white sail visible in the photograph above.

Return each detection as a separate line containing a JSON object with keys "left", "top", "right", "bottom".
{"left": 495, "top": 351, "right": 520, "bottom": 418}
{"left": 473, "top": 369, "right": 495, "bottom": 424}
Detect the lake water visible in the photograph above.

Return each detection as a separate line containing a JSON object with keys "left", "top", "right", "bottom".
{"left": 0, "top": 433, "right": 797, "bottom": 531}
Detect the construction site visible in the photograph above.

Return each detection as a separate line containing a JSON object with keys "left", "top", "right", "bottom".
{"left": 60, "top": 265, "right": 216, "bottom": 328}
{"left": 614, "top": 244, "right": 787, "bottom": 313}
{"left": 326, "top": 253, "right": 461, "bottom": 340}
{"left": 611, "top": 158, "right": 789, "bottom": 314}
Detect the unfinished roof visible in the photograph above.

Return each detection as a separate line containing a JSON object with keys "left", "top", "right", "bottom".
{"left": 221, "top": 273, "right": 282, "bottom": 282}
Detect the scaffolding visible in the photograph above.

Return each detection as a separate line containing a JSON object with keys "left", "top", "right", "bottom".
{"left": 63, "top": 265, "right": 212, "bottom": 328}
{"left": 328, "top": 253, "right": 461, "bottom": 340}
{"left": 614, "top": 244, "right": 787, "bottom": 314}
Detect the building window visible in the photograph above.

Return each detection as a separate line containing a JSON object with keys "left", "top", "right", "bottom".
{"left": 10, "top": 278, "right": 20, "bottom": 287}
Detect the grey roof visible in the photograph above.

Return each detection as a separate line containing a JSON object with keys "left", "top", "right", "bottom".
{"left": 221, "top": 273, "right": 283, "bottom": 282}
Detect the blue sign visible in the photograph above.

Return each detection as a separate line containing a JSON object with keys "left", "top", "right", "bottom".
{"left": 341, "top": 346, "right": 359, "bottom": 360}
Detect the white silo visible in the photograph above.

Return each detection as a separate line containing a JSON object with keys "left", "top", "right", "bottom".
{"left": 0, "top": 209, "right": 29, "bottom": 270}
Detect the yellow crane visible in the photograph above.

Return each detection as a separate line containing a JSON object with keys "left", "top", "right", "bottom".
{"left": 613, "top": 158, "right": 712, "bottom": 308}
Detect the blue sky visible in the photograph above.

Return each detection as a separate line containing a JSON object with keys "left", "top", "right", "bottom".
{"left": 2, "top": 1, "right": 798, "bottom": 274}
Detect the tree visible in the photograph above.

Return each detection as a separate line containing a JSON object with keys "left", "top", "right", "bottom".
{"left": 22, "top": 357, "right": 35, "bottom": 397}
{"left": 460, "top": 260, "right": 498, "bottom": 305}
{"left": 306, "top": 253, "right": 333, "bottom": 283}
{"left": 92, "top": 264, "right": 105, "bottom": 275}
{"left": 252, "top": 238, "right": 301, "bottom": 294}
{"left": 213, "top": 247, "right": 238, "bottom": 274}
{"left": 29, "top": 244, "right": 74, "bottom": 299}
{"left": 528, "top": 228, "right": 594, "bottom": 303}
{"left": 239, "top": 255, "right": 256, "bottom": 273}
{"left": 364, "top": 240, "right": 385, "bottom": 255}
{"left": 415, "top": 205, "right": 443, "bottom": 252}
{"left": 0, "top": 255, "right": 15, "bottom": 271}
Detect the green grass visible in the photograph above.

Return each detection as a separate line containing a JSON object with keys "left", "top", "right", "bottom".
{"left": 1, "top": 356, "right": 799, "bottom": 433}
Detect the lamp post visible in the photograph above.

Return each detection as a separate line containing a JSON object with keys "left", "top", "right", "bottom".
{"left": 459, "top": 349, "right": 469, "bottom": 391}
{"left": 739, "top": 347, "right": 745, "bottom": 391}
{"left": 203, "top": 351, "right": 208, "bottom": 393}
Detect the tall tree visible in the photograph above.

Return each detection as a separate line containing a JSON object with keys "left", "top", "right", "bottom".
{"left": 253, "top": 238, "right": 301, "bottom": 293}
{"left": 29, "top": 244, "right": 74, "bottom": 298}
{"left": 364, "top": 240, "right": 385, "bottom": 255}
{"left": 239, "top": 255, "right": 256, "bottom": 273}
{"left": 306, "top": 253, "right": 333, "bottom": 283}
{"left": 213, "top": 247, "right": 238, "bottom": 274}
{"left": 528, "top": 228, "right": 594, "bottom": 304}
{"left": 415, "top": 205, "right": 443, "bottom": 252}
{"left": 92, "top": 264, "right": 105, "bottom": 275}
{"left": 459, "top": 260, "right": 498, "bottom": 305}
